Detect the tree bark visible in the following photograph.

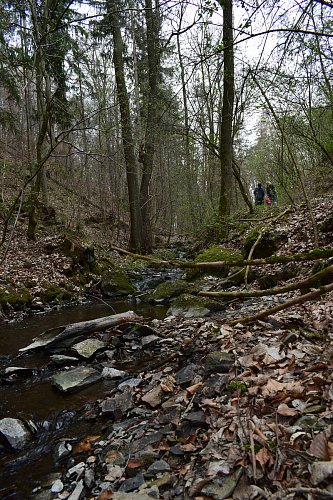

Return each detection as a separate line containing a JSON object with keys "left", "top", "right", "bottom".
{"left": 139, "top": 0, "right": 160, "bottom": 253}
{"left": 109, "top": 1, "right": 143, "bottom": 252}
{"left": 218, "top": 0, "right": 234, "bottom": 216}
{"left": 19, "top": 311, "right": 141, "bottom": 352}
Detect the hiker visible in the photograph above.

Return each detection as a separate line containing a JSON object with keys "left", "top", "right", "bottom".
{"left": 254, "top": 183, "right": 265, "bottom": 205}
{"left": 266, "top": 181, "right": 277, "bottom": 205}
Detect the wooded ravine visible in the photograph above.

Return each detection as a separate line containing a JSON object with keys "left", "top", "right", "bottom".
{"left": 0, "top": 1, "right": 333, "bottom": 499}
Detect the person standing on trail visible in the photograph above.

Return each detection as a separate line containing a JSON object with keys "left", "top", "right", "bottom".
{"left": 254, "top": 183, "right": 265, "bottom": 205}
{"left": 266, "top": 181, "right": 277, "bottom": 205}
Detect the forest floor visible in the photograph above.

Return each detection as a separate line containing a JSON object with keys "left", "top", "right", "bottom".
{"left": 0, "top": 197, "right": 333, "bottom": 499}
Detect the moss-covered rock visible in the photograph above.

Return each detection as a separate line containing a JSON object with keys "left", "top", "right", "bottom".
{"left": 40, "top": 282, "right": 73, "bottom": 303}
{"left": 242, "top": 228, "right": 284, "bottom": 259}
{"left": 100, "top": 269, "right": 136, "bottom": 298}
{"left": 167, "top": 293, "right": 224, "bottom": 318}
{"left": 205, "top": 351, "right": 234, "bottom": 374}
{"left": 149, "top": 279, "right": 190, "bottom": 303}
{"left": 186, "top": 246, "right": 243, "bottom": 281}
{"left": 0, "top": 287, "right": 33, "bottom": 308}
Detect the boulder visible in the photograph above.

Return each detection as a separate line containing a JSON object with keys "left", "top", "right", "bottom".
{"left": 148, "top": 279, "right": 190, "bottom": 303}
{"left": 167, "top": 293, "right": 223, "bottom": 318}
{"left": 242, "top": 228, "right": 285, "bottom": 259}
{"left": 100, "top": 269, "right": 135, "bottom": 298}
{"left": 186, "top": 246, "right": 243, "bottom": 281}
{"left": 0, "top": 417, "right": 31, "bottom": 449}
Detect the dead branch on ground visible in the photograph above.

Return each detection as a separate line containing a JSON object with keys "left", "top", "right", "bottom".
{"left": 199, "top": 264, "right": 333, "bottom": 299}
{"left": 226, "top": 281, "right": 333, "bottom": 326}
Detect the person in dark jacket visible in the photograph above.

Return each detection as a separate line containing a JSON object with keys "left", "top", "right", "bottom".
{"left": 266, "top": 181, "right": 277, "bottom": 205}
{"left": 254, "top": 183, "right": 265, "bottom": 205}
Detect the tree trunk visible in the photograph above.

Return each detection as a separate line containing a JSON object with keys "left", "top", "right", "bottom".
{"left": 218, "top": 0, "right": 234, "bottom": 217}
{"left": 109, "top": 1, "right": 143, "bottom": 252}
{"left": 139, "top": 0, "right": 160, "bottom": 253}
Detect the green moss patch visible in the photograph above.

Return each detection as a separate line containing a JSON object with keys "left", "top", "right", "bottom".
{"left": 40, "top": 282, "right": 74, "bottom": 303}
{"left": 167, "top": 293, "right": 224, "bottom": 317}
{"left": 186, "top": 246, "right": 243, "bottom": 281}
{"left": 150, "top": 279, "right": 190, "bottom": 302}
{"left": 0, "top": 287, "right": 33, "bottom": 308}
{"left": 100, "top": 269, "right": 136, "bottom": 297}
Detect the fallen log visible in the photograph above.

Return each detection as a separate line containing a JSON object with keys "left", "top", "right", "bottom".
{"left": 226, "top": 281, "right": 333, "bottom": 326}
{"left": 19, "top": 311, "right": 141, "bottom": 352}
{"left": 110, "top": 245, "right": 333, "bottom": 269}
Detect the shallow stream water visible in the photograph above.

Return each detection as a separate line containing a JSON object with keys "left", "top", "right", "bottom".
{"left": 0, "top": 300, "right": 167, "bottom": 499}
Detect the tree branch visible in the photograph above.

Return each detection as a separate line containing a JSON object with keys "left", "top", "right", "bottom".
{"left": 226, "top": 281, "right": 333, "bottom": 326}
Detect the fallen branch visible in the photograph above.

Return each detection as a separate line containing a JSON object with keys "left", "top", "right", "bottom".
{"left": 226, "top": 281, "right": 333, "bottom": 326}
{"left": 199, "top": 264, "right": 333, "bottom": 299}
{"left": 19, "top": 311, "right": 141, "bottom": 352}
{"left": 110, "top": 245, "right": 333, "bottom": 270}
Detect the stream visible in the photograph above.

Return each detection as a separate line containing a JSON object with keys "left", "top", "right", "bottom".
{"left": 0, "top": 299, "right": 168, "bottom": 499}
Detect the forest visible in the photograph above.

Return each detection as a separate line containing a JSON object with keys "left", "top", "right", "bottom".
{"left": 1, "top": 1, "right": 333, "bottom": 499}
{"left": 0, "top": 0, "right": 332, "bottom": 252}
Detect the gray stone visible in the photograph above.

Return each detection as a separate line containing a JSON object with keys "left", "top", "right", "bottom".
{"left": 141, "top": 385, "right": 163, "bottom": 408}
{"left": 67, "top": 462, "right": 86, "bottom": 478}
{"left": 131, "top": 432, "right": 163, "bottom": 453}
{"left": 84, "top": 468, "right": 95, "bottom": 489}
{"left": 50, "top": 355, "right": 79, "bottom": 365}
{"left": 68, "top": 479, "right": 84, "bottom": 500}
{"left": 0, "top": 417, "right": 31, "bottom": 449}
{"left": 102, "top": 367, "right": 127, "bottom": 379}
{"left": 201, "top": 469, "right": 242, "bottom": 499}
{"left": 175, "top": 364, "right": 198, "bottom": 387}
{"left": 147, "top": 459, "right": 171, "bottom": 474}
{"left": 118, "top": 378, "right": 143, "bottom": 391}
{"left": 205, "top": 351, "right": 234, "bottom": 374}
{"left": 118, "top": 474, "right": 145, "bottom": 492}
{"left": 310, "top": 461, "right": 333, "bottom": 485}
{"left": 51, "top": 367, "right": 102, "bottom": 393}
{"left": 141, "top": 335, "right": 159, "bottom": 346}
{"left": 4, "top": 366, "right": 34, "bottom": 377}
{"left": 51, "top": 479, "right": 64, "bottom": 493}
{"left": 54, "top": 439, "right": 72, "bottom": 462}
{"left": 101, "top": 391, "right": 134, "bottom": 419}
{"left": 184, "top": 410, "right": 207, "bottom": 426}
{"left": 71, "top": 338, "right": 105, "bottom": 358}
{"left": 113, "top": 491, "right": 158, "bottom": 500}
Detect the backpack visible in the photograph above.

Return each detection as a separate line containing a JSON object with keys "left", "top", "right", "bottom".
{"left": 265, "top": 195, "right": 271, "bottom": 205}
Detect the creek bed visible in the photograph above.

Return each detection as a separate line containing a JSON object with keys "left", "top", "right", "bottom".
{"left": 0, "top": 300, "right": 167, "bottom": 499}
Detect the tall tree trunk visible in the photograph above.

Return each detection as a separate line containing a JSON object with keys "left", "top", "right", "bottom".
{"left": 177, "top": 25, "right": 196, "bottom": 227}
{"left": 27, "top": 0, "right": 51, "bottom": 240}
{"left": 109, "top": 1, "right": 143, "bottom": 252}
{"left": 217, "top": 0, "right": 234, "bottom": 217}
{"left": 139, "top": 0, "right": 160, "bottom": 253}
